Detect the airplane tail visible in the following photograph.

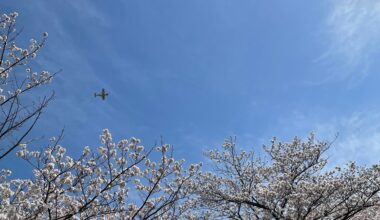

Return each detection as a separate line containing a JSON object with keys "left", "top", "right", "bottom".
{"left": 94, "top": 93, "right": 96, "bottom": 97}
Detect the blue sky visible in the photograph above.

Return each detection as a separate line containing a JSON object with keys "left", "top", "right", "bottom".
{"left": 3, "top": 0, "right": 380, "bottom": 171}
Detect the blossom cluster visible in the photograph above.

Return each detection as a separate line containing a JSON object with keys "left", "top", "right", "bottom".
{"left": 194, "top": 135, "right": 380, "bottom": 219}
{"left": 0, "top": 12, "right": 52, "bottom": 104}
{"left": 0, "top": 129, "right": 201, "bottom": 219}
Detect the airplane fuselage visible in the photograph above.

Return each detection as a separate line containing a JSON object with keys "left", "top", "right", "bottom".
{"left": 95, "top": 89, "right": 108, "bottom": 100}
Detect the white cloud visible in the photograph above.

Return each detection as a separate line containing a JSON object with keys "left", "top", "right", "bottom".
{"left": 66, "top": 1, "right": 110, "bottom": 27}
{"left": 271, "top": 110, "right": 380, "bottom": 166}
{"left": 317, "top": 0, "right": 380, "bottom": 83}
{"left": 313, "top": 112, "right": 380, "bottom": 166}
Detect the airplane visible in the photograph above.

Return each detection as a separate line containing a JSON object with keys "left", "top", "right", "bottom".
{"left": 94, "top": 88, "right": 109, "bottom": 100}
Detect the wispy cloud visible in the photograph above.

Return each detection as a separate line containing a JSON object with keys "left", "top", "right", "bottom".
{"left": 317, "top": 0, "right": 380, "bottom": 83}
{"left": 270, "top": 110, "right": 380, "bottom": 166}
{"left": 294, "top": 111, "right": 380, "bottom": 166}
{"left": 66, "top": 1, "right": 110, "bottom": 27}
{"left": 317, "top": 112, "right": 380, "bottom": 166}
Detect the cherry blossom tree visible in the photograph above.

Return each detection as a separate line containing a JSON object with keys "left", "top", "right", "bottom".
{"left": 194, "top": 134, "right": 380, "bottom": 219}
{"left": 0, "top": 12, "right": 53, "bottom": 160}
{"left": 0, "top": 129, "right": 201, "bottom": 219}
